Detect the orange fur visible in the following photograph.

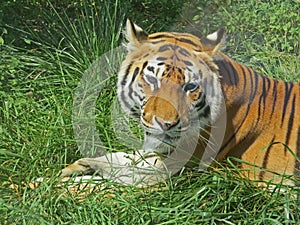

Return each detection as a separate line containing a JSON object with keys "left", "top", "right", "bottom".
{"left": 117, "top": 19, "right": 300, "bottom": 185}
{"left": 61, "top": 20, "right": 299, "bottom": 187}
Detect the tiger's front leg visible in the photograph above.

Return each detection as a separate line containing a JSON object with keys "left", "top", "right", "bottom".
{"left": 61, "top": 150, "right": 168, "bottom": 186}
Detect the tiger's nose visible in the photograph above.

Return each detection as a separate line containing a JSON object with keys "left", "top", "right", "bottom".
{"left": 154, "top": 116, "right": 179, "bottom": 131}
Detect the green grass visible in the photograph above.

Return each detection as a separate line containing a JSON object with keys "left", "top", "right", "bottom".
{"left": 1, "top": 0, "right": 300, "bottom": 224}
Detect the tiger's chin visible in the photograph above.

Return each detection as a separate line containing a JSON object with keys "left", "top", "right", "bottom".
{"left": 142, "top": 132, "right": 178, "bottom": 155}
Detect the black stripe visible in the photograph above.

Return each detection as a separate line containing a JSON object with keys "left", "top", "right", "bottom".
{"left": 261, "top": 76, "right": 268, "bottom": 105}
{"left": 177, "top": 67, "right": 183, "bottom": 75}
{"left": 186, "top": 67, "right": 192, "bottom": 72}
{"left": 121, "top": 63, "right": 132, "bottom": 86}
{"left": 259, "top": 137, "right": 276, "bottom": 180}
{"left": 158, "top": 45, "right": 171, "bottom": 52}
{"left": 144, "top": 75, "right": 158, "bottom": 90}
{"left": 216, "top": 60, "right": 233, "bottom": 85}
{"left": 131, "top": 67, "right": 139, "bottom": 83}
{"left": 171, "top": 45, "right": 179, "bottom": 51}
{"left": 178, "top": 47, "right": 191, "bottom": 57}
{"left": 281, "top": 82, "right": 294, "bottom": 126}
{"left": 128, "top": 67, "right": 140, "bottom": 101}
{"left": 270, "top": 80, "right": 278, "bottom": 119}
{"left": 284, "top": 94, "right": 296, "bottom": 151}
{"left": 149, "top": 33, "right": 199, "bottom": 48}
{"left": 262, "top": 76, "right": 271, "bottom": 115}
{"left": 227, "top": 61, "right": 239, "bottom": 85}
{"left": 216, "top": 59, "right": 239, "bottom": 86}
{"left": 177, "top": 37, "right": 198, "bottom": 47}
{"left": 182, "top": 60, "right": 193, "bottom": 66}
{"left": 256, "top": 76, "right": 267, "bottom": 127}
{"left": 249, "top": 70, "right": 259, "bottom": 104}
{"left": 141, "top": 61, "right": 148, "bottom": 72}
{"left": 156, "top": 57, "right": 167, "bottom": 61}
{"left": 247, "top": 67, "right": 254, "bottom": 103}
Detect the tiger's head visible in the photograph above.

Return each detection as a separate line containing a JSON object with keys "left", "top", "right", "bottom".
{"left": 117, "top": 19, "right": 225, "bottom": 154}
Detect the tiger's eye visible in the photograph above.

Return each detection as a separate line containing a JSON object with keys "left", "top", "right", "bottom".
{"left": 183, "top": 83, "right": 199, "bottom": 92}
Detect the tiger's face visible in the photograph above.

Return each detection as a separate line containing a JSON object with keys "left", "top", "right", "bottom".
{"left": 118, "top": 19, "right": 225, "bottom": 153}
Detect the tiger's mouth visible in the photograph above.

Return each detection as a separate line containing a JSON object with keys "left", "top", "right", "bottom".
{"left": 141, "top": 119, "right": 190, "bottom": 154}
{"left": 143, "top": 131, "right": 178, "bottom": 154}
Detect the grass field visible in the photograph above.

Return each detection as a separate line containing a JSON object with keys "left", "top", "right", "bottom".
{"left": 1, "top": 0, "right": 300, "bottom": 224}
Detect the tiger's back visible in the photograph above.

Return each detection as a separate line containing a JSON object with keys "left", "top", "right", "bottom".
{"left": 117, "top": 19, "right": 300, "bottom": 185}
{"left": 215, "top": 54, "right": 300, "bottom": 184}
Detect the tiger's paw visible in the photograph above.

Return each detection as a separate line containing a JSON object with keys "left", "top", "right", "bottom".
{"left": 60, "top": 158, "right": 105, "bottom": 177}
{"left": 60, "top": 159, "right": 91, "bottom": 177}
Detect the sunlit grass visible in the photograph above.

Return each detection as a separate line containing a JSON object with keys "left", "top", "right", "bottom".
{"left": 1, "top": 0, "right": 300, "bottom": 224}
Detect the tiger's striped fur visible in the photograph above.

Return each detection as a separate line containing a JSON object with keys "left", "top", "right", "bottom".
{"left": 117, "top": 19, "right": 300, "bottom": 185}
{"left": 61, "top": 19, "right": 299, "bottom": 186}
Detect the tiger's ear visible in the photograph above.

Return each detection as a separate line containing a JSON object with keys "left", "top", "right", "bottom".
{"left": 200, "top": 28, "right": 226, "bottom": 56}
{"left": 125, "top": 19, "right": 148, "bottom": 51}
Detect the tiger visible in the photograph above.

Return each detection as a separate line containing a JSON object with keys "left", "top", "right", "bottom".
{"left": 61, "top": 19, "right": 300, "bottom": 187}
